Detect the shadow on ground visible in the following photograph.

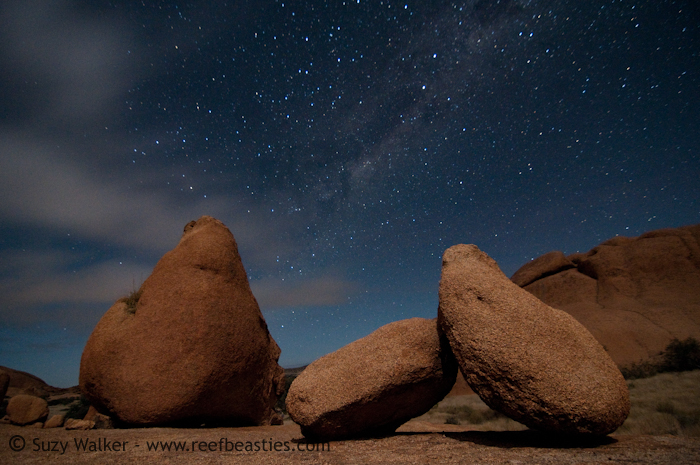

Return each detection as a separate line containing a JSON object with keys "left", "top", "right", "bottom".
{"left": 439, "top": 430, "right": 617, "bottom": 449}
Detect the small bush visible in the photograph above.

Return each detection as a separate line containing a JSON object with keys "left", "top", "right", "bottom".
{"left": 621, "top": 361, "right": 658, "bottom": 380}
{"left": 621, "top": 337, "right": 700, "bottom": 379}
{"left": 277, "top": 374, "right": 297, "bottom": 416}
{"left": 64, "top": 396, "right": 91, "bottom": 420}
{"left": 661, "top": 337, "right": 700, "bottom": 373}
{"left": 444, "top": 416, "right": 460, "bottom": 425}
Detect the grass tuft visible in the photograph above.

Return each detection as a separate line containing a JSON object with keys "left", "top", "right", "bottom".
{"left": 121, "top": 287, "right": 143, "bottom": 314}
{"left": 416, "top": 394, "right": 525, "bottom": 432}
{"left": 440, "top": 404, "right": 504, "bottom": 424}
{"left": 618, "top": 370, "right": 700, "bottom": 437}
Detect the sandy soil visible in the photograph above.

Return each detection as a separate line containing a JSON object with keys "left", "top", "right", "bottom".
{"left": 2, "top": 421, "right": 699, "bottom": 464}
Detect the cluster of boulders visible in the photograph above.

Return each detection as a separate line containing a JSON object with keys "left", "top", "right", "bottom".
{"left": 8, "top": 216, "right": 644, "bottom": 441}
{"left": 287, "top": 244, "right": 630, "bottom": 440}
{"left": 79, "top": 216, "right": 285, "bottom": 427}
{"left": 0, "top": 393, "right": 105, "bottom": 431}
{"left": 1, "top": 367, "right": 112, "bottom": 430}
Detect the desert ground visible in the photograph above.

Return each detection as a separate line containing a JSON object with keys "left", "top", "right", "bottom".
{"left": 2, "top": 420, "right": 698, "bottom": 464}
{"left": 3, "top": 371, "right": 699, "bottom": 464}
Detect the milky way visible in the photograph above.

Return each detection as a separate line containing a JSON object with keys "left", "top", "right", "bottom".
{"left": 1, "top": 0, "right": 698, "bottom": 386}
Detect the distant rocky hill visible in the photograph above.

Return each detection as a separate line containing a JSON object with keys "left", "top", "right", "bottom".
{"left": 283, "top": 366, "right": 307, "bottom": 377}
{"left": 0, "top": 366, "right": 76, "bottom": 398}
{"left": 511, "top": 224, "right": 700, "bottom": 366}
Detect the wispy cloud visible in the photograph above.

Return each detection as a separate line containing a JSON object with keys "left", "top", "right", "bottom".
{"left": 0, "top": 134, "right": 352, "bottom": 327}
{"left": 0, "top": 131, "right": 307, "bottom": 261}
{"left": 1, "top": 135, "right": 184, "bottom": 250}
{"left": 0, "top": 249, "right": 150, "bottom": 307}
{"left": 0, "top": 0, "right": 137, "bottom": 126}
{"left": 251, "top": 275, "right": 360, "bottom": 310}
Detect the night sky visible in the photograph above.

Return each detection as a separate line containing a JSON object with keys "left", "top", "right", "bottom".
{"left": 1, "top": 0, "right": 698, "bottom": 387}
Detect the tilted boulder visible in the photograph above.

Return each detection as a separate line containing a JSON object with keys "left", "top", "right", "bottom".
{"left": 6, "top": 394, "right": 49, "bottom": 426}
{"left": 43, "top": 414, "right": 65, "bottom": 428}
{"left": 438, "top": 244, "right": 629, "bottom": 435}
{"left": 287, "top": 318, "right": 457, "bottom": 440}
{"left": 80, "top": 216, "right": 284, "bottom": 426}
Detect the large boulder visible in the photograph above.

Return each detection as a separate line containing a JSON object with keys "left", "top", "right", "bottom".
{"left": 6, "top": 394, "right": 49, "bottom": 426}
{"left": 287, "top": 318, "right": 457, "bottom": 440}
{"left": 516, "top": 224, "right": 700, "bottom": 365}
{"left": 80, "top": 216, "right": 285, "bottom": 426}
{"left": 438, "top": 244, "right": 629, "bottom": 435}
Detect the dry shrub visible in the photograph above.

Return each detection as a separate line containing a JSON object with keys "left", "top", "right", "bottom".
{"left": 64, "top": 396, "right": 91, "bottom": 420}
{"left": 278, "top": 374, "right": 297, "bottom": 416}
{"left": 619, "top": 412, "right": 682, "bottom": 436}
{"left": 421, "top": 394, "right": 526, "bottom": 432}
{"left": 420, "top": 370, "right": 700, "bottom": 436}
{"left": 618, "top": 370, "right": 700, "bottom": 437}
{"left": 122, "top": 288, "right": 143, "bottom": 314}
{"left": 621, "top": 337, "right": 700, "bottom": 380}
{"left": 620, "top": 360, "right": 658, "bottom": 380}
{"left": 661, "top": 337, "right": 700, "bottom": 372}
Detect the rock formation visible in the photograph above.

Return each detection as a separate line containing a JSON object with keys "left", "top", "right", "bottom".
{"left": 438, "top": 244, "right": 630, "bottom": 435}
{"left": 80, "top": 216, "right": 285, "bottom": 426}
{"left": 287, "top": 318, "right": 457, "bottom": 440}
{"left": 514, "top": 224, "right": 700, "bottom": 365}
{"left": 511, "top": 251, "right": 576, "bottom": 288}
{"left": 0, "top": 365, "right": 68, "bottom": 398}
{"left": 6, "top": 394, "right": 49, "bottom": 426}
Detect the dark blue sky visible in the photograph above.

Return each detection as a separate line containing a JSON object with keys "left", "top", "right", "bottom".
{"left": 1, "top": 0, "right": 698, "bottom": 387}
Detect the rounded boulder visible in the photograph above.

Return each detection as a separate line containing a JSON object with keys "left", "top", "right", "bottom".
{"left": 438, "top": 244, "right": 630, "bottom": 435}
{"left": 80, "top": 216, "right": 284, "bottom": 426}
{"left": 287, "top": 318, "right": 457, "bottom": 440}
{"left": 7, "top": 394, "right": 49, "bottom": 426}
